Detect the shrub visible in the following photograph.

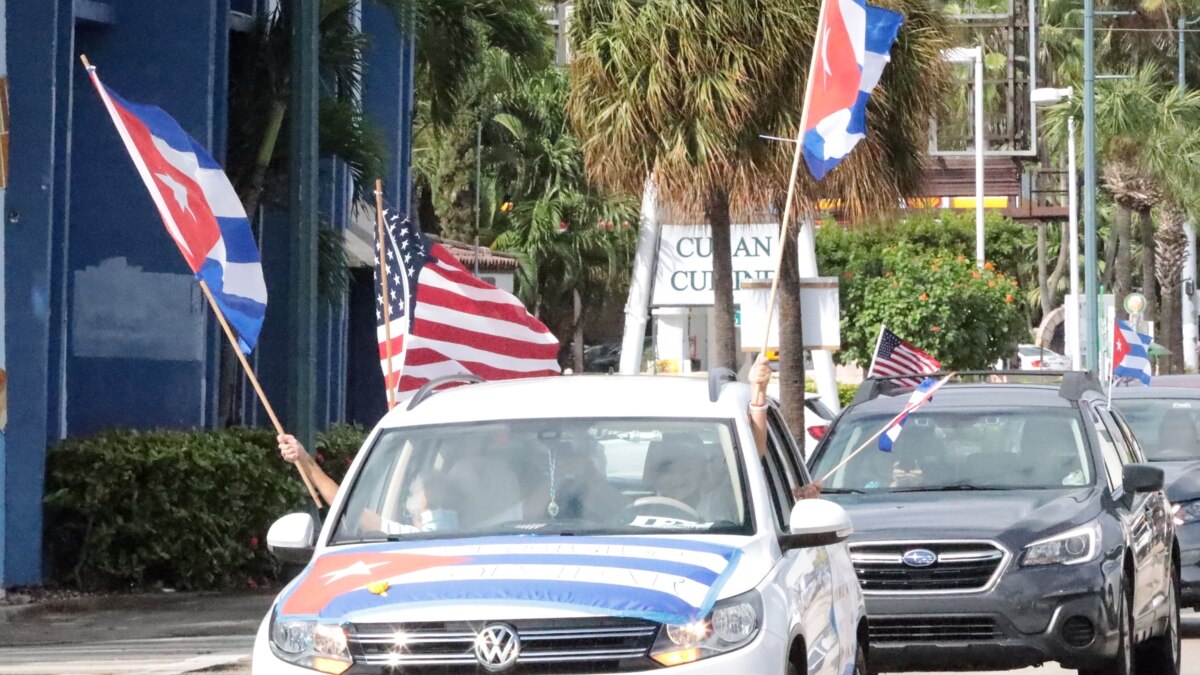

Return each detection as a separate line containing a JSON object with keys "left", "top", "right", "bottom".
{"left": 43, "top": 424, "right": 367, "bottom": 592}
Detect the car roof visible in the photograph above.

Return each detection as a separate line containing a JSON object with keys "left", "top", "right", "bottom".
{"left": 845, "top": 382, "right": 1088, "bottom": 416}
{"left": 377, "top": 375, "right": 752, "bottom": 429}
{"left": 1111, "top": 386, "right": 1200, "bottom": 400}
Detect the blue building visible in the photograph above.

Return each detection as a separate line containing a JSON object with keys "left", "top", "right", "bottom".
{"left": 2, "top": 0, "right": 415, "bottom": 587}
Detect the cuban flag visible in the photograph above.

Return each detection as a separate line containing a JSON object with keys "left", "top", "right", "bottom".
{"left": 878, "top": 374, "right": 950, "bottom": 451}
{"left": 277, "top": 536, "right": 741, "bottom": 626}
{"left": 801, "top": 0, "right": 904, "bottom": 180}
{"left": 1113, "top": 319, "right": 1153, "bottom": 386}
{"left": 84, "top": 63, "right": 267, "bottom": 352}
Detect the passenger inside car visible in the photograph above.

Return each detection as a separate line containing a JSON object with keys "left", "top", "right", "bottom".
{"left": 642, "top": 435, "right": 737, "bottom": 523}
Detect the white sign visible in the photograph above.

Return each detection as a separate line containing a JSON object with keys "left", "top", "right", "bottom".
{"left": 738, "top": 280, "right": 841, "bottom": 351}
{"left": 652, "top": 223, "right": 780, "bottom": 307}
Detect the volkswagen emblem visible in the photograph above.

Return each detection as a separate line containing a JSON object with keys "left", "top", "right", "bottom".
{"left": 474, "top": 623, "right": 521, "bottom": 672}
{"left": 902, "top": 548, "right": 938, "bottom": 567}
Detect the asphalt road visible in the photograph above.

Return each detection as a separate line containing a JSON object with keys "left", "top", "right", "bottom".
{"left": 0, "top": 594, "right": 1195, "bottom": 675}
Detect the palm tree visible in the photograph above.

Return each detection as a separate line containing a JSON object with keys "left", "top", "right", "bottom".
{"left": 568, "top": 0, "right": 952, "bottom": 433}
{"left": 1156, "top": 207, "right": 1188, "bottom": 372}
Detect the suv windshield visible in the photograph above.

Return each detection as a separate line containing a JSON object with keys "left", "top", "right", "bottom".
{"left": 812, "top": 408, "right": 1094, "bottom": 492}
{"left": 330, "top": 418, "right": 751, "bottom": 544}
{"left": 1113, "top": 398, "right": 1200, "bottom": 461}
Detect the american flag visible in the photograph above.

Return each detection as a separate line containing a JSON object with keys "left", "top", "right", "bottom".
{"left": 869, "top": 327, "right": 942, "bottom": 387}
{"left": 374, "top": 208, "right": 560, "bottom": 403}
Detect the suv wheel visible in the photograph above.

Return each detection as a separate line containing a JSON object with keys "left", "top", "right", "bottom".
{"left": 1136, "top": 572, "right": 1181, "bottom": 675}
{"left": 1080, "top": 585, "right": 1134, "bottom": 675}
{"left": 853, "top": 643, "right": 868, "bottom": 675}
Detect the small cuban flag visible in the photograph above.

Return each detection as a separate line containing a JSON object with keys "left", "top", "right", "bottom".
{"left": 879, "top": 375, "right": 950, "bottom": 452}
{"left": 1113, "top": 319, "right": 1153, "bottom": 386}
{"left": 801, "top": 0, "right": 904, "bottom": 180}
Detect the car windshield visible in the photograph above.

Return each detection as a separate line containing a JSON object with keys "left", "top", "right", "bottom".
{"left": 811, "top": 408, "right": 1093, "bottom": 492}
{"left": 1113, "top": 398, "right": 1200, "bottom": 461}
{"left": 329, "top": 418, "right": 751, "bottom": 544}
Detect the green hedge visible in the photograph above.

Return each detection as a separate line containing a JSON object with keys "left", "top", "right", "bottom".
{"left": 43, "top": 424, "right": 366, "bottom": 592}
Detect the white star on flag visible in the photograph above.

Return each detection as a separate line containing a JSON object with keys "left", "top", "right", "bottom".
{"left": 321, "top": 560, "right": 388, "bottom": 584}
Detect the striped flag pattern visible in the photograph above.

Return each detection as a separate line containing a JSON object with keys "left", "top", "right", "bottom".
{"left": 375, "top": 208, "right": 560, "bottom": 400}
{"left": 869, "top": 327, "right": 942, "bottom": 387}
{"left": 1113, "top": 319, "right": 1152, "bottom": 386}
{"left": 878, "top": 375, "right": 950, "bottom": 451}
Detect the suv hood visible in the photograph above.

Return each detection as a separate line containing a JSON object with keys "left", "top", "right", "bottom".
{"left": 831, "top": 488, "right": 1100, "bottom": 545}
{"left": 274, "top": 534, "right": 771, "bottom": 625}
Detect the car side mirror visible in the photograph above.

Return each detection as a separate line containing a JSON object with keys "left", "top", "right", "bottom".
{"left": 779, "top": 499, "right": 853, "bottom": 551}
{"left": 1123, "top": 464, "right": 1165, "bottom": 494}
{"left": 267, "top": 512, "right": 316, "bottom": 564}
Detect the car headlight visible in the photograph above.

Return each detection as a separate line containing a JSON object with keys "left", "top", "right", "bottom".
{"left": 269, "top": 612, "right": 352, "bottom": 674}
{"left": 1173, "top": 500, "right": 1200, "bottom": 525}
{"left": 650, "top": 589, "right": 762, "bottom": 666}
{"left": 1021, "top": 522, "right": 1101, "bottom": 567}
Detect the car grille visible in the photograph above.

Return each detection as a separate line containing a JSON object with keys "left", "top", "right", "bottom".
{"left": 346, "top": 617, "right": 659, "bottom": 673}
{"left": 850, "top": 541, "right": 1007, "bottom": 593}
{"left": 869, "top": 616, "right": 1000, "bottom": 643}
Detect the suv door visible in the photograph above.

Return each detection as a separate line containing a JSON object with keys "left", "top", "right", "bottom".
{"left": 763, "top": 406, "right": 856, "bottom": 675}
{"left": 1096, "top": 405, "right": 1171, "bottom": 630}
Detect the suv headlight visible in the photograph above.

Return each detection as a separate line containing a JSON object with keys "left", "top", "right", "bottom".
{"left": 650, "top": 589, "right": 762, "bottom": 666}
{"left": 269, "top": 612, "right": 352, "bottom": 674}
{"left": 1021, "top": 522, "right": 1101, "bottom": 567}
{"left": 1173, "top": 500, "right": 1200, "bottom": 526}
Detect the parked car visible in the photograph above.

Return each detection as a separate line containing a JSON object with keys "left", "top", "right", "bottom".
{"left": 1016, "top": 343, "right": 1073, "bottom": 370}
{"left": 808, "top": 372, "right": 1180, "bottom": 674}
{"left": 255, "top": 373, "right": 868, "bottom": 674}
{"left": 1112, "top": 386, "right": 1200, "bottom": 610}
{"left": 583, "top": 342, "right": 622, "bottom": 373}
{"left": 764, "top": 385, "right": 837, "bottom": 457}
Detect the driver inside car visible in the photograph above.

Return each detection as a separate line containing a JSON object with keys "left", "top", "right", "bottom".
{"left": 643, "top": 438, "right": 737, "bottom": 523}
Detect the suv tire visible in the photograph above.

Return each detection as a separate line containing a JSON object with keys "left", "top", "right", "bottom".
{"left": 1079, "top": 584, "right": 1134, "bottom": 675}
{"left": 1136, "top": 572, "right": 1181, "bottom": 675}
{"left": 853, "top": 643, "right": 867, "bottom": 675}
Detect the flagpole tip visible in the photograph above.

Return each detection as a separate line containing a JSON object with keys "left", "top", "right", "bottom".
{"left": 79, "top": 54, "right": 96, "bottom": 72}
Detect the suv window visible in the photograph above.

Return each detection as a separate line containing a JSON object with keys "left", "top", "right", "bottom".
{"left": 811, "top": 408, "right": 1093, "bottom": 491}
{"left": 761, "top": 414, "right": 796, "bottom": 530}
{"left": 1089, "top": 406, "right": 1125, "bottom": 490}
{"left": 330, "top": 418, "right": 752, "bottom": 544}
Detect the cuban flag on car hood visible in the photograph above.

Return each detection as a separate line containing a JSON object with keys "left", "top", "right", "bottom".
{"left": 276, "top": 536, "right": 741, "bottom": 626}
{"left": 84, "top": 64, "right": 267, "bottom": 352}
{"left": 802, "top": 0, "right": 903, "bottom": 180}
{"left": 1113, "top": 319, "right": 1153, "bottom": 386}
{"left": 879, "top": 374, "right": 951, "bottom": 451}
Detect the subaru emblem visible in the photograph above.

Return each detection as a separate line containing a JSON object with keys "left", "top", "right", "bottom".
{"left": 902, "top": 548, "right": 938, "bottom": 567}
{"left": 474, "top": 623, "right": 521, "bottom": 672}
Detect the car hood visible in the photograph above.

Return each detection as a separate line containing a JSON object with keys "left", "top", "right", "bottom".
{"left": 274, "top": 534, "right": 773, "bottom": 625}
{"left": 830, "top": 488, "right": 1100, "bottom": 546}
{"left": 1162, "top": 460, "right": 1200, "bottom": 502}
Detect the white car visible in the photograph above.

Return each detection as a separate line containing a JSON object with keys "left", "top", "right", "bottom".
{"left": 253, "top": 373, "right": 867, "bottom": 675}
{"left": 1016, "top": 344, "right": 1072, "bottom": 371}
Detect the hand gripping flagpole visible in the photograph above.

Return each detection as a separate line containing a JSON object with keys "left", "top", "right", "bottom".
{"left": 375, "top": 180, "right": 398, "bottom": 410}
{"left": 818, "top": 373, "right": 955, "bottom": 484}
{"left": 80, "top": 54, "right": 322, "bottom": 507}
{"left": 760, "top": 0, "right": 832, "bottom": 355}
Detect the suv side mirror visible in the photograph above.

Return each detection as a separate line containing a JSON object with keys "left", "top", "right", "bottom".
{"left": 779, "top": 499, "right": 853, "bottom": 551}
{"left": 1123, "top": 464, "right": 1165, "bottom": 494}
{"left": 267, "top": 512, "right": 316, "bottom": 564}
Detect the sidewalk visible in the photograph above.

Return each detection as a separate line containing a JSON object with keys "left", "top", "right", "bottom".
{"left": 0, "top": 590, "right": 274, "bottom": 674}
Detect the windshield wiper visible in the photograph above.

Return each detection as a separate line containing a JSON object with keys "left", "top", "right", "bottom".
{"left": 889, "top": 484, "right": 999, "bottom": 493}
{"left": 819, "top": 487, "right": 865, "bottom": 494}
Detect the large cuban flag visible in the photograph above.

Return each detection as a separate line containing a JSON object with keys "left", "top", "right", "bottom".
{"left": 84, "top": 63, "right": 267, "bottom": 352}
{"left": 277, "top": 537, "right": 741, "bottom": 626}
{"left": 1113, "top": 319, "right": 1153, "bottom": 386}
{"left": 801, "top": 0, "right": 904, "bottom": 180}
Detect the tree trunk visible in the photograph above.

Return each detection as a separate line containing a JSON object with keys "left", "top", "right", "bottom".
{"left": 1114, "top": 203, "right": 1133, "bottom": 312}
{"left": 1105, "top": 212, "right": 1119, "bottom": 288}
{"left": 573, "top": 288, "right": 585, "bottom": 373}
{"left": 1138, "top": 206, "right": 1157, "bottom": 324}
{"left": 1155, "top": 210, "right": 1188, "bottom": 374}
{"left": 1046, "top": 222, "right": 1070, "bottom": 309}
{"left": 706, "top": 187, "right": 737, "bottom": 371}
{"left": 778, "top": 220, "right": 806, "bottom": 439}
{"left": 1037, "top": 223, "right": 1051, "bottom": 317}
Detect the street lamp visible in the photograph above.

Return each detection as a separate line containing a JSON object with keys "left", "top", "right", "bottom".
{"left": 1032, "top": 87, "right": 1080, "bottom": 370}
{"left": 944, "top": 47, "right": 986, "bottom": 269}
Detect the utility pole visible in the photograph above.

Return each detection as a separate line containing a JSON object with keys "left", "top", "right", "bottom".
{"left": 287, "top": 0, "right": 319, "bottom": 455}
{"left": 1082, "top": 0, "right": 1098, "bottom": 372}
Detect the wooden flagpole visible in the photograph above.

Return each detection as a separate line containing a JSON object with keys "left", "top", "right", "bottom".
{"left": 760, "top": 0, "right": 833, "bottom": 355}
{"left": 81, "top": 54, "right": 321, "bottom": 506}
{"left": 375, "top": 180, "right": 398, "bottom": 410}
{"left": 198, "top": 281, "right": 322, "bottom": 507}
{"left": 867, "top": 324, "right": 887, "bottom": 376}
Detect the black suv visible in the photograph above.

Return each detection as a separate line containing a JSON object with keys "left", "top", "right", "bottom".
{"left": 808, "top": 373, "right": 1180, "bottom": 674}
